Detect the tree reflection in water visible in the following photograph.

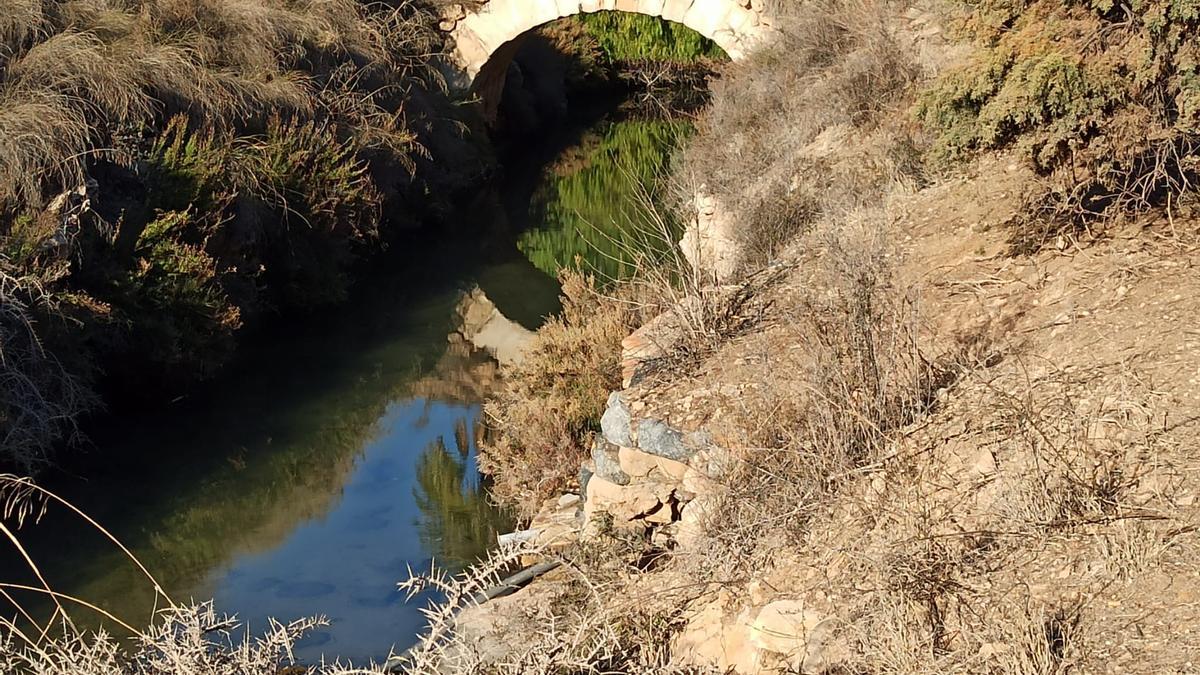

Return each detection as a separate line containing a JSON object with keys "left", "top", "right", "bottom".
{"left": 413, "top": 416, "right": 514, "bottom": 571}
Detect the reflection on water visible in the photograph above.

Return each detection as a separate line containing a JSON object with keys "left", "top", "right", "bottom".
{"left": 519, "top": 118, "right": 691, "bottom": 281}
{"left": 0, "top": 112, "right": 690, "bottom": 665}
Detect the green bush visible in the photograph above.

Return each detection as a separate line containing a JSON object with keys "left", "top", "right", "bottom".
{"left": 918, "top": 0, "right": 1200, "bottom": 243}
{"left": 119, "top": 209, "right": 240, "bottom": 379}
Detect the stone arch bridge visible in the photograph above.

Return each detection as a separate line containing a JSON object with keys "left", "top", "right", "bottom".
{"left": 437, "top": 0, "right": 775, "bottom": 110}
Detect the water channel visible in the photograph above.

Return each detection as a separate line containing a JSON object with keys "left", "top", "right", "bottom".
{"left": 0, "top": 110, "right": 691, "bottom": 665}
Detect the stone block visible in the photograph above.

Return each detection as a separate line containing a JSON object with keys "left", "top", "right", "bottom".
{"left": 600, "top": 391, "right": 633, "bottom": 447}
{"left": 592, "top": 438, "right": 629, "bottom": 485}
{"left": 636, "top": 0, "right": 666, "bottom": 15}
{"left": 654, "top": 454, "right": 690, "bottom": 481}
{"left": 636, "top": 418, "right": 692, "bottom": 461}
{"left": 555, "top": 0, "right": 582, "bottom": 16}
{"left": 683, "top": 0, "right": 734, "bottom": 41}
{"left": 661, "top": 0, "right": 695, "bottom": 23}
{"left": 583, "top": 476, "right": 670, "bottom": 526}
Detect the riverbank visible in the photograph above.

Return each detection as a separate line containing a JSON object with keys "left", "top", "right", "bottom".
{"left": 0, "top": 0, "right": 501, "bottom": 471}
{"left": 423, "top": 0, "right": 1200, "bottom": 671}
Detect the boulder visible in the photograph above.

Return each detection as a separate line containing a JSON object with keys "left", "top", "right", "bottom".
{"left": 654, "top": 455, "right": 690, "bottom": 481}
{"left": 591, "top": 438, "right": 629, "bottom": 485}
{"left": 636, "top": 419, "right": 688, "bottom": 461}
{"left": 635, "top": 419, "right": 714, "bottom": 462}
{"left": 600, "top": 391, "right": 633, "bottom": 447}
{"left": 583, "top": 476, "right": 672, "bottom": 527}
{"left": 749, "top": 600, "right": 844, "bottom": 673}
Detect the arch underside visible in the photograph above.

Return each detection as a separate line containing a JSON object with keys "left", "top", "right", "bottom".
{"left": 449, "top": 0, "right": 770, "bottom": 87}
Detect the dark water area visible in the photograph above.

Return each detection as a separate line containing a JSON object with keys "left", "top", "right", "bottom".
{"left": 0, "top": 101, "right": 692, "bottom": 666}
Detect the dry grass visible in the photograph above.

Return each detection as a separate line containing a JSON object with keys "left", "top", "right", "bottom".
{"left": 479, "top": 270, "right": 654, "bottom": 518}
{"left": 0, "top": 0, "right": 441, "bottom": 215}
{"left": 398, "top": 539, "right": 717, "bottom": 674}
{"left": 674, "top": 0, "right": 925, "bottom": 267}
{"left": 0, "top": 269, "right": 93, "bottom": 473}
{"left": 686, "top": 209, "right": 974, "bottom": 570}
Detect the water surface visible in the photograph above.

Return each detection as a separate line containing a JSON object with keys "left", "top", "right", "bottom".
{"left": 0, "top": 111, "right": 689, "bottom": 665}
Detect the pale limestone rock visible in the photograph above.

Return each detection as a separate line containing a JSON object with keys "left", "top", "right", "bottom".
{"left": 749, "top": 600, "right": 844, "bottom": 673}
{"left": 444, "top": 0, "right": 774, "bottom": 106}
{"left": 674, "top": 592, "right": 759, "bottom": 673}
{"left": 618, "top": 446, "right": 659, "bottom": 479}
{"left": 675, "top": 496, "right": 714, "bottom": 549}
{"left": 682, "top": 465, "right": 719, "bottom": 495}
{"left": 655, "top": 455, "right": 690, "bottom": 481}
{"left": 972, "top": 447, "right": 997, "bottom": 476}
{"left": 680, "top": 186, "right": 740, "bottom": 281}
{"left": 600, "top": 392, "right": 633, "bottom": 447}
{"left": 583, "top": 475, "right": 668, "bottom": 526}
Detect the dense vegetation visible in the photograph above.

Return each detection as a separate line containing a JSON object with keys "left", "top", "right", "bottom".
{"left": 918, "top": 0, "right": 1200, "bottom": 248}
{"left": 577, "top": 11, "right": 726, "bottom": 62}
{"left": 0, "top": 0, "right": 488, "bottom": 470}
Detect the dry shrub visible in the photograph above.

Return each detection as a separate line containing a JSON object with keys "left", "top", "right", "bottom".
{"left": 917, "top": 0, "right": 1200, "bottom": 250}
{"left": 0, "top": 271, "right": 92, "bottom": 472}
{"left": 479, "top": 271, "right": 652, "bottom": 518}
{"left": 825, "top": 349, "right": 1178, "bottom": 673}
{"left": 0, "top": 0, "right": 441, "bottom": 214}
{"left": 399, "top": 541, "right": 714, "bottom": 674}
{"left": 674, "top": 0, "right": 924, "bottom": 267}
{"left": 702, "top": 210, "right": 958, "bottom": 560}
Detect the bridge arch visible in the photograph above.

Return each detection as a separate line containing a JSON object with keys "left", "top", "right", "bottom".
{"left": 440, "top": 0, "right": 773, "bottom": 106}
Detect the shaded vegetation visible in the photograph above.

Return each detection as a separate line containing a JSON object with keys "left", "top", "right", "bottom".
{"left": 0, "top": 0, "right": 488, "bottom": 467}
{"left": 577, "top": 11, "right": 726, "bottom": 62}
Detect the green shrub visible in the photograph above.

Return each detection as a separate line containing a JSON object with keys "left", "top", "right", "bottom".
{"left": 918, "top": 0, "right": 1200, "bottom": 245}
{"left": 244, "top": 117, "right": 382, "bottom": 308}
{"left": 119, "top": 209, "right": 240, "bottom": 379}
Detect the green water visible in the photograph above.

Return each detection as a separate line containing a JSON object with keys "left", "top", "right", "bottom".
{"left": 0, "top": 112, "right": 690, "bottom": 666}
{"left": 519, "top": 117, "right": 691, "bottom": 282}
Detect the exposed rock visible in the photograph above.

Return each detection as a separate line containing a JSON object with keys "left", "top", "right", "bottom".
{"left": 528, "top": 494, "right": 583, "bottom": 552}
{"left": 654, "top": 454, "right": 690, "bottom": 481}
{"left": 680, "top": 186, "right": 741, "bottom": 282}
{"left": 578, "top": 461, "right": 594, "bottom": 501}
{"left": 676, "top": 495, "right": 714, "bottom": 549}
{"left": 600, "top": 391, "right": 633, "bottom": 447}
{"left": 591, "top": 438, "right": 630, "bottom": 485}
{"left": 674, "top": 591, "right": 761, "bottom": 673}
{"left": 749, "top": 600, "right": 844, "bottom": 673}
{"left": 618, "top": 445, "right": 659, "bottom": 479}
{"left": 636, "top": 419, "right": 688, "bottom": 461}
{"left": 583, "top": 475, "right": 674, "bottom": 528}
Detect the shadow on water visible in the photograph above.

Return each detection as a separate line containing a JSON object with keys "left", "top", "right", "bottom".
{"left": 0, "top": 98, "right": 694, "bottom": 665}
